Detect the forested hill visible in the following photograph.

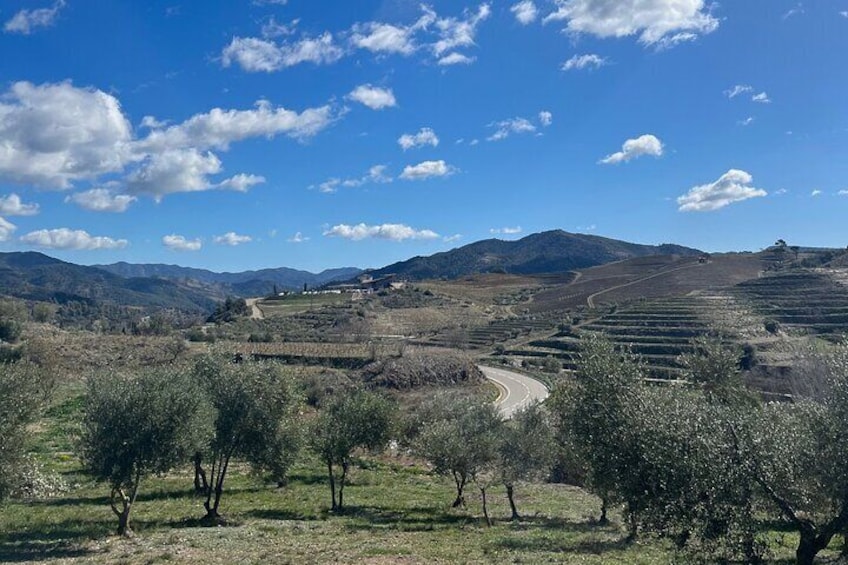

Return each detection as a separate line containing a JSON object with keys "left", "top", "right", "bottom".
{"left": 0, "top": 252, "right": 216, "bottom": 312}
{"left": 93, "top": 262, "right": 363, "bottom": 296}
{"left": 367, "top": 230, "right": 702, "bottom": 280}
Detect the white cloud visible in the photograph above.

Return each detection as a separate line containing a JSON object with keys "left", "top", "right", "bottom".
{"left": 543, "top": 0, "right": 718, "bottom": 47}
{"left": 261, "top": 17, "right": 298, "bottom": 38}
{"left": 287, "top": 231, "right": 309, "bottom": 243}
{"left": 214, "top": 232, "right": 252, "bottom": 246}
{"left": 539, "top": 111, "right": 553, "bottom": 127}
{"left": 783, "top": 3, "right": 804, "bottom": 20}
{"left": 162, "top": 234, "right": 202, "bottom": 251}
{"left": 398, "top": 127, "right": 440, "bottom": 150}
{"left": 20, "top": 228, "right": 128, "bottom": 250}
{"left": 677, "top": 169, "right": 767, "bottom": 212}
{"left": 125, "top": 149, "right": 223, "bottom": 200}
{"left": 323, "top": 223, "right": 439, "bottom": 241}
{"left": 840, "top": 11, "right": 848, "bottom": 18}
{"left": 221, "top": 33, "right": 344, "bottom": 72}
{"left": 0, "top": 193, "right": 39, "bottom": 216}
{"left": 737, "top": 117, "right": 754, "bottom": 126}
{"left": 65, "top": 188, "right": 137, "bottom": 213}
{"left": 218, "top": 173, "right": 266, "bottom": 192}
{"left": 811, "top": 189, "right": 822, "bottom": 197}
{"left": 0, "top": 217, "right": 16, "bottom": 242}
{"left": 443, "top": 234, "right": 463, "bottom": 243}
{"left": 351, "top": 22, "right": 417, "bottom": 55}
{"left": 752, "top": 92, "right": 771, "bottom": 104}
{"left": 4, "top": 0, "right": 65, "bottom": 35}
{"left": 400, "top": 160, "right": 454, "bottom": 180}
{"left": 724, "top": 84, "right": 753, "bottom": 98}
{"left": 599, "top": 134, "right": 663, "bottom": 164}
{"left": 432, "top": 3, "right": 491, "bottom": 56}
{"left": 488, "top": 117, "right": 537, "bottom": 141}
{"left": 0, "top": 81, "right": 133, "bottom": 189}
{"left": 140, "top": 115, "right": 169, "bottom": 129}
{"left": 317, "top": 178, "right": 341, "bottom": 194}
{"left": 562, "top": 53, "right": 608, "bottom": 70}
{"left": 839, "top": 190, "right": 848, "bottom": 196}
{"left": 347, "top": 85, "right": 397, "bottom": 110}
{"left": 437, "top": 52, "right": 476, "bottom": 65}
{"left": 318, "top": 165, "right": 392, "bottom": 193}
{"left": 511, "top": 1, "right": 539, "bottom": 24}
{"left": 490, "top": 226, "right": 523, "bottom": 235}
{"left": 136, "top": 99, "right": 335, "bottom": 152}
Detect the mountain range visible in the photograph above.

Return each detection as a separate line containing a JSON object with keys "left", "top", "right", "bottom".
{"left": 0, "top": 230, "right": 702, "bottom": 314}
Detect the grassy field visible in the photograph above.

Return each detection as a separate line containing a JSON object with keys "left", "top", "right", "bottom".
{"left": 258, "top": 293, "right": 352, "bottom": 316}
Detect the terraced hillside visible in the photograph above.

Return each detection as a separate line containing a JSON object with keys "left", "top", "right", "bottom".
{"left": 734, "top": 270, "right": 848, "bottom": 336}
{"left": 502, "top": 296, "right": 722, "bottom": 379}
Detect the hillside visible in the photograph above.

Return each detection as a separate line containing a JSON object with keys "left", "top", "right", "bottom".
{"left": 0, "top": 252, "right": 216, "bottom": 313}
{"left": 94, "top": 262, "right": 362, "bottom": 296}
{"left": 367, "top": 230, "right": 701, "bottom": 280}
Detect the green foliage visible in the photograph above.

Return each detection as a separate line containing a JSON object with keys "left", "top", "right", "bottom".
{"left": 80, "top": 369, "right": 211, "bottom": 535}
{"left": 414, "top": 394, "right": 503, "bottom": 508}
{"left": 0, "top": 318, "right": 23, "bottom": 343}
{"left": 192, "top": 355, "right": 302, "bottom": 518}
{"left": 0, "top": 362, "right": 54, "bottom": 501}
{"left": 309, "top": 389, "right": 394, "bottom": 510}
{"left": 207, "top": 297, "right": 250, "bottom": 324}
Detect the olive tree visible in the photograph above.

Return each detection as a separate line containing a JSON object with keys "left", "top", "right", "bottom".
{"left": 192, "top": 355, "right": 302, "bottom": 521}
{"left": 309, "top": 389, "right": 393, "bottom": 511}
{"left": 414, "top": 394, "right": 503, "bottom": 508}
{"left": 80, "top": 369, "right": 210, "bottom": 536}
{"left": 498, "top": 401, "right": 555, "bottom": 520}
{"left": 0, "top": 362, "right": 54, "bottom": 501}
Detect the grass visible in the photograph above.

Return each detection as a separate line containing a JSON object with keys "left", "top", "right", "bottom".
{"left": 258, "top": 294, "right": 351, "bottom": 316}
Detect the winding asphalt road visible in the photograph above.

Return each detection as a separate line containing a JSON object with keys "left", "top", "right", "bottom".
{"left": 479, "top": 365, "right": 550, "bottom": 418}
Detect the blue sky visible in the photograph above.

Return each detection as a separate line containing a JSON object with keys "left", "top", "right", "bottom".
{"left": 0, "top": 0, "right": 846, "bottom": 272}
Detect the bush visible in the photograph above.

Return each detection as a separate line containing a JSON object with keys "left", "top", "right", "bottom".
{"left": 764, "top": 319, "right": 781, "bottom": 335}
{"left": 362, "top": 351, "right": 485, "bottom": 389}
{"left": 0, "top": 318, "right": 23, "bottom": 343}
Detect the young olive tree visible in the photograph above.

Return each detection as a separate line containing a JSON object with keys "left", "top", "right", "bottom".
{"left": 0, "top": 362, "right": 55, "bottom": 501}
{"left": 414, "top": 394, "right": 503, "bottom": 508}
{"left": 498, "top": 401, "right": 555, "bottom": 520}
{"left": 309, "top": 389, "right": 393, "bottom": 511}
{"left": 81, "top": 369, "right": 210, "bottom": 536}
{"left": 192, "top": 355, "right": 302, "bottom": 521}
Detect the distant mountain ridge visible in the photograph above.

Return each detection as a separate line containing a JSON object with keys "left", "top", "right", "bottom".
{"left": 93, "top": 262, "right": 363, "bottom": 296}
{"left": 366, "top": 230, "right": 702, "bottom": 280}
{"left": 0, "top": 252, "right": 216, "bottom": 312}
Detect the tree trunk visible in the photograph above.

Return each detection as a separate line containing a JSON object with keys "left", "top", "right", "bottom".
{"left": 795, "top": 530, "right": 832, "bottom": 565}
{"left": 338, "top": 461, "right": 348, "bottom": 511}
{"left": 452, "top": 471, "right": 466, "bottom": 508}
{"left": 110, "top": 482, "right": 138, "bottom": 538}
{"left": 204, "top": 451, "right": 231, "bottom": 521}
{"left": 480, "top": 486, "right": 492, "bottom": 527}
{"left": 328, "top": 460, "right": 337, "bottom": 511}
{"left": 506, "top": 483, "right": 520, "bottom": 521}
{"left": 598, "top": 496, "right": 609, "bottom": 526}
{"left": 193, "top": 452, "right": 208, "bottom": 494}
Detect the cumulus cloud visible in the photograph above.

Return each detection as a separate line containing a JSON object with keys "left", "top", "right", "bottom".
{"left": 398, "top": 127, "right": 439, "bottom": 150}
{"left": 20, "top": 228, "right": 128, "bottom": 250}
{"left": 431, "top": 3, "right": 491, "bottom": 56}
{"left": 677, "top": 169, "right": 767, "bottom": 212}
{"left": 724, "top": 84, "right": 753, "bottom": 98}
{"left": 599, "top": 134, "right": 664, "bottom": 164}
{"left": 214, "top": 232, "right": 252, "bottom": 246}
{"left": 400, "top": 160, "right": 454, "bottom": 180}
{"left": 443, "top": 234, "right": 463, "bottom": 243}
{"left": 511, "top": 1, "right": 539, "bottom": 24}
{"left": 543, "top": 0, "right": 718, "bottom": 47}
{"left": 351, "top": 22, "right": 417, "bottom": 55}
{"left": 347, "top": 84, "right": 397, "bottom": 110}
{"left": 323, "top": 223, "right": 439, "bottom": 241}
{"left": 221, "top": 33, "right": 344, "bottom": 72}
{"left": 490, "top": 226, "right": 523, "bottom": 234}
{"left": 65, "top": 188, "right": 137, "bottom": 212}
{"left": 439, "top": 52, "right": 476, "bottom": 65}
{"left": 752, "top": 92, "right": 771, "bottom": 104}
{"left": 0, "top": 81, "right": 334, "bottom": 201}
{"left": 562, "top": 53, "right": 608, "bottom": 70}
{"left": 0, "top": 81, "right": 133, "bottom": 189}
{"left": 0, "top": 193, "right": 39, "bottom": 216}
{"left": 539, "top": 111, "right": 553, "bottom": 127}
{"left": 317, "top": 165, "right": 392, "bottom": 193}
{"left": 4, "top": 0, "right": 65, "bottom": 35}
{"left": 0, "top": 217, "right": 16, "bottom": 242}
{"left": 287, "top": 231, "right": 309, "bottom": 243}
{"left": 488, "top": 117, "right": 537, "bottom": 141}
{"left": 162, "top": 234, "right": 202, "bottom": 251}
{"left": 811, "top": 189, "right": 822, "bottom": 197}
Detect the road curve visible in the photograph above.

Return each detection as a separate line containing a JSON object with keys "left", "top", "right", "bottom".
{"left": 479, "top": 365, "right": 550, "bottom": 418}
